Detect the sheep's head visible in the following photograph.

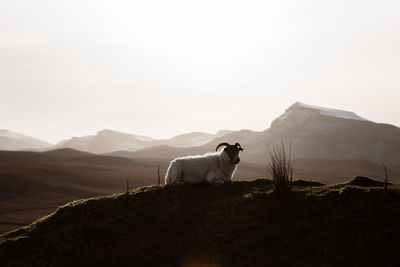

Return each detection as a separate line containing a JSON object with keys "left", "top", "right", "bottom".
{"left": 216, "top": 142, "right": 244, "bottom": 164}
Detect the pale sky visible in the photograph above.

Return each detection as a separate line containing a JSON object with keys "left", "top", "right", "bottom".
{"left": 1, "top": 0, "right": 399, "bottom": 143}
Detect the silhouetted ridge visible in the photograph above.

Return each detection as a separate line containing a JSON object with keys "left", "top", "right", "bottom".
{"left": 292, "top": 180, "right": 325, "bottom": 187}
{"left": 42, "top": 148, "right": 92, "bottom": 158}
{"left": 346, "top": 176, "right": 388, "bottom": 187}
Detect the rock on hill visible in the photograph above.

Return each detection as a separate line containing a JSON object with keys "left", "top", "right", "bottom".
{"left": 1, "top": 178, "right": 400, "bottom": 267}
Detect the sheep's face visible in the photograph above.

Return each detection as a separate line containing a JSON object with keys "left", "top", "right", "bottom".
{"left": 216, "top": 143, "right": 244, "bottom": 164}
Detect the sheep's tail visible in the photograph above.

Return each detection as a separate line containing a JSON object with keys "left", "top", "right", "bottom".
{"left": 165, "top": 160, "right": 182, "bottom": 185}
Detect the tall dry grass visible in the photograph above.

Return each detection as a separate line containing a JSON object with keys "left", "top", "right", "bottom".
{"left": 266, "top": 142, "right": 295, "bottom": 194}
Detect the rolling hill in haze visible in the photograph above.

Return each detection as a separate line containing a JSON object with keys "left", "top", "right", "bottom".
{"left": 158, "top": 130, "right": 233, "bottom": 147}
{"left": 0, "top": 130, "right": 52, "bottom": 151}
{"left": 54, "top": 129, "right": 233, "bottom": 154}
{"left": 1, "top": 129, "right": 232, "bottom": 153}
{"left": 0, "top": 149, "right": 159, "bottom": 234}
{"left": 55, "top": 129, "right": 155, "bottom": 154}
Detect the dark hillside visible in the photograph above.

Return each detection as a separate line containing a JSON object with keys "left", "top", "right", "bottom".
{"left": 0, "top": 149, "right": 158, "bottom": 234}
{"left": 0, "top": 149, "right": 264, "bottom": 234}
{"left": 1, "top": 178, "right": 400, "bottom": 267}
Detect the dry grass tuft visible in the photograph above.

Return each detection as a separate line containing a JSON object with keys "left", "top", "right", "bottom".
{"left": 266, "top": 142, "right": 295, "bottom": 195}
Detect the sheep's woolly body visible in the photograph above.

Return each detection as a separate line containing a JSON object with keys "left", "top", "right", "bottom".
{"left": 165, "top": 150, "right": 237, "bottom": 185}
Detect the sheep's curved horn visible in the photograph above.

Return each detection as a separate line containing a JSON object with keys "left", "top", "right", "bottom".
{"left": 235, "top": 143, "right": 244, "bottom": 151}
{"left": 216, "top": 143, "right": 230, "bottom": 151}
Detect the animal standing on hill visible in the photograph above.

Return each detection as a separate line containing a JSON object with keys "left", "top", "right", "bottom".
{"left": 165, "top": 142, "right": 244, "bottom": 185}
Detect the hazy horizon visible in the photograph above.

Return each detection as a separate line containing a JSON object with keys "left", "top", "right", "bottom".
{"left": 1, "top": 0, "right": 399, "bottom": 143}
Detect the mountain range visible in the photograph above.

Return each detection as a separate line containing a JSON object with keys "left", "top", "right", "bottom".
{"left": 2, "top": 102, "right": 400, "bottom": 169}
{"left": 54, "top": 129, "right": 233, "bottom": 154}
{"left": 106, "top": 102, "right": 400, "bottom": 169}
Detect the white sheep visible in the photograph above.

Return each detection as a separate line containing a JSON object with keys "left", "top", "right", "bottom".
{"left": 165, "top": 142, "right": 244, "bottom": 185}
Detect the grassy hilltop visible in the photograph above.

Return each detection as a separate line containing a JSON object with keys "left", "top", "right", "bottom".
{"left": 1, "top": 177, "right": 400, "bottom": 267}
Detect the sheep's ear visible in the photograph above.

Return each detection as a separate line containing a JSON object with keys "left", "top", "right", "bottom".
{"left": 216, "top": 143, "right": 230, "bottom": 151}
{"left": 235, "top": 143, "right": 244, "bottom": 151}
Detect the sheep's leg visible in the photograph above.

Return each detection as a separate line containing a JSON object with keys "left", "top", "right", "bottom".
{"left": 165, "top": 161, "right": 185, "bottom": 185}
{"left": 213, "top": 177, "right": 225, "bottom": 185}
{"left": 206, "top": 173, "right": 225, "bottom": 185}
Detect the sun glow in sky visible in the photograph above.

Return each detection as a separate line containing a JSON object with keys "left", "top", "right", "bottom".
{"left": 1, "top": 0, "right": 399, "bottom": 143}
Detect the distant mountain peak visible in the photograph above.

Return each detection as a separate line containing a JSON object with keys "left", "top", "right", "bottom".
{"left": 0, "top": 129, "right": 32, "bottom": 140}
{"left": 290, "top": 102, "right": 366, "bottom": 121}
{"left": 97, "top": 129, "right": 117, "bottom": 135}
{"left": 96, "top": 129, "right": 154, "bottom": 142}
{"left": 216, "top": 130, "right": 234, "bottom": 136}
{"left": 271, "top": 102, "right": 367, "bottom": 129}
{"left": 0, "top": 129, "right": 52, "bottom": 151}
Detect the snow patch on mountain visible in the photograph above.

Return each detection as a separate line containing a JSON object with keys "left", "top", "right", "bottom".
{"left": 295, "top": 102, "right": 366, "bottom": 121}
{"left": 273, "top": 102, "right": 367, "bottom": 126}
{"left": 134, "top": 136, "right": 154, "bottom": 142}
{"left": 97, "top": 129, "right": 154, "bottom": 142}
